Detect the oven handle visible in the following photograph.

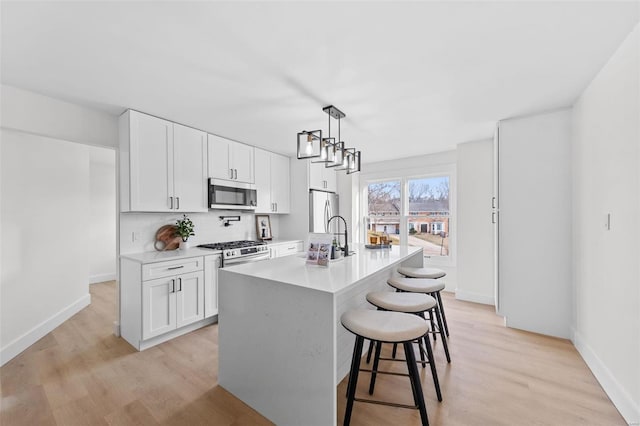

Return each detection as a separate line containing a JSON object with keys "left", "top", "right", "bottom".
{"left": 223, "top": 253, "right": 270, "bottom": 266}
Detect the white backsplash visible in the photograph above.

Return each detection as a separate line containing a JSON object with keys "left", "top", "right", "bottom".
{"left": 120, "top": 211, "right": 280, "bottom": 254}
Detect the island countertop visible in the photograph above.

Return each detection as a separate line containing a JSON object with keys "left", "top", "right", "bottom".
{"left": 222, "top": 243, "right": 422, "bottom": 294}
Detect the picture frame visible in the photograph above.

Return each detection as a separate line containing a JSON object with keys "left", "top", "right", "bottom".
{"left": 255, "top": 215, "right": 272, "bottom": 241}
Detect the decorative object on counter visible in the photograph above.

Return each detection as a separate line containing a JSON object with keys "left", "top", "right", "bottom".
{"left": 219, "top": 215, "right": 241, "bottom": 227}
{"left": 175, "top": 214, "right": 195, "bottom": 250}
{"left": 255, "top": 214, "right": 272, "bottom": 240}
{"left": 154, "top": 224, "right": 181, "bottom": 251}
{"left": 296, "top": 105, "right": 361, "bottom": 174}
{"left": 306, "top": 233, "right": 332, "bottom": 266}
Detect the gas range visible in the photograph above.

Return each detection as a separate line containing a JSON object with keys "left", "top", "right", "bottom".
{"left": 198, "top": 240, "right": 269, "bottom": 266}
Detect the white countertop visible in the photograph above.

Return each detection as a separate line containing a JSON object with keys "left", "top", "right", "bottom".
{"left": 222, "top": 244, "right": 422, "bottom": 294}
{"left": 120, "top": 247, "right": 220, "bottom": 263}
{"left": 265, "top": 239, "right": 303, "bottom": 246}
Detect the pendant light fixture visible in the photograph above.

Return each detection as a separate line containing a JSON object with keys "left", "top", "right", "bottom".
{"left": 296, "top": 105, "right": 360, "bottom": 174}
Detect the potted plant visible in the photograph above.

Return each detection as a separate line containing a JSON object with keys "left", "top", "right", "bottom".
{"left": 175, "top": 214, "right": 195, "bottom": 250}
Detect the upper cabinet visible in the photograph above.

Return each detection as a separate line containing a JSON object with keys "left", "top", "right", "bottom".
{"left": 119, "top": 110, "right": 207, "bottom": 212}
{"left": 207, "top": 134, "right": 254, "bottom": 183}
{"left": 309, "top": 161, "right": 337, "bottom": 192}
{"left": 255, "top": 148, "right": 290, "bottom": 214}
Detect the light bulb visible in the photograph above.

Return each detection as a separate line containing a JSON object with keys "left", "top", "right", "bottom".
{"left": 305, "top": 141, "right": 313, "bottom": 156}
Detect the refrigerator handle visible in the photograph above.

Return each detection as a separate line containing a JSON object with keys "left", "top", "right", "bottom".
{"left": 324, "top": 200, "right": 329, "bottom": 233}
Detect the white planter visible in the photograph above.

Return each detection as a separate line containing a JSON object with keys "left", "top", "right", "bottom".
{"left": 179, "top": 240, "right": 190, "bottom": 250}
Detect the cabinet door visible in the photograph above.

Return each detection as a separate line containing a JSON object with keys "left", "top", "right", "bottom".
{"left": 176, "top": 271, "right": 205, "bottom": 328}
{"left": 208, "top": 134, "right": 232, "bottom": 180}
{"left": 324, "top": 167, "right": 337, "bottom": 193}
{"left": 174, "top": 124, "right": 208, "bottom": 212}
{"left": 129, "top": 111, "right": 174, "bottom": 211}
{"left": 309, "top": 161, "right": 325, "bottom": 191}
{"left": 271, "top": 153, "right": 290, "bottom": 213}
{"left": 231, "top": 142, "right": 254, "bottom": 183}
{"left": 142, "top": 277, "right": 177, "bottom": 339}
{"left": 203, "top": 254, "right": 221, "bottom": 318}
{"left": 254, "top": 148, "right": 272, "bottom": 213}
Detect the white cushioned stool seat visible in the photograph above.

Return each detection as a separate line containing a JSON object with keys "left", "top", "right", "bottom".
{"left": 388, "top": 277, "right": 446, "bottom": 293}
{"left": 341, "top": 310, "right": 428, "bottom": 343}
{"left": 366, "top": 291, "right": 436, "bottom": 313}
{"left": 397, "top": 266, "right": 446, "bottom": 279}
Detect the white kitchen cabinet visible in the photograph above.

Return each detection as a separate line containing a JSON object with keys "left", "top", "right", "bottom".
{"left": 309, "top": 160, "right": 337, "bottom": 192}
{"left": 121, "top": 253, "right": 213, "bottom": 351}
{"left": 269, "top": 241, "right": 303, "bottom": 258}
{"left": 255, "top": 148, "right": 290, "bottom": 214}
{"left": 203, "top": 254, "right": 221, "bottom": 318}
{"left": 207, "top": 134, "right": 254, "bottom": 183}
{"left": 119, "top": 110, "right": 207, "bottom": 212}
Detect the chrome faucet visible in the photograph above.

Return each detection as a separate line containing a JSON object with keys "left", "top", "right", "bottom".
{"left": 327, "top": 215, "right": 350, "bottom": 257}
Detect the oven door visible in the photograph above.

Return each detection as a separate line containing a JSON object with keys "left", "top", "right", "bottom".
{"left": 209, "top": 178, "right": 257, "bottom": 210}
{"left": 223, "top": 252, "right": 271, "bottom": 267}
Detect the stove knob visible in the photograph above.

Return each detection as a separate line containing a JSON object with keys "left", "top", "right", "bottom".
{"left": 226, "top": 251, "right": 231, "bottom": 256}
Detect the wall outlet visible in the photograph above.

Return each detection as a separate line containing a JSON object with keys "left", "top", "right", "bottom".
{"left": 132, "top": 231, "right": 141, "bottom": 242}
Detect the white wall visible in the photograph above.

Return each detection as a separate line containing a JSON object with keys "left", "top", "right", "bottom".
{"left": 0, "top": 130, "right": 91, "bottom": 364}
{"left": 456, "top": 139, "right": 494, "bottom": 305}
{"left": 89, "top": 147, "right": 117, "bottom": 283}
{"left": 1, "top": 85, "right": 118, "bottom": 149}
{"left": 571, "top": 23, "right": 639, "bottom": 423}
{"left": 0, "top": 86, "right": 118, "bottom": 365}
{"left": 498, "top": 109, "right": 572, "bottom": 339}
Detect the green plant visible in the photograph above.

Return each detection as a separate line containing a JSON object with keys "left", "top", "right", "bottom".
{"left": 175, "top": 214, "right": 195, "bottom": 242}
{"left": 409, "top": 228, "right": 417, "bottom": 235}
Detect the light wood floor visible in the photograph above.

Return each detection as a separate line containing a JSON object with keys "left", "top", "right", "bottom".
{"left": 1, "top": 282, "right": 625, "bottom": 426}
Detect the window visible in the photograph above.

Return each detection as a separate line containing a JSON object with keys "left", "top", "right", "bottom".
{"left": 366, "top": 180, "right": 401, "bottom": 244}
{"left": 362, "top": 173, "right": 452, "bottom": 261}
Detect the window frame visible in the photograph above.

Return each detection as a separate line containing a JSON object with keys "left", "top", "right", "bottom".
{"left": 360, "top": 164, "right": 456, "bottom": 267}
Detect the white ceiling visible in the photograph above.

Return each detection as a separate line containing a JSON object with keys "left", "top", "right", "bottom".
{"left": 2, "top": 1, "right": 638, "bottom": 163}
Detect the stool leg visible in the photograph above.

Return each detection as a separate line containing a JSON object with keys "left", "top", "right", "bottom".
{"left": 433, "top": 305, "right": 451, "bottom": 363}
{"left": 423, "top": 332, "right": 442, "bottom": 401}
{"left": 417, "top": 339, "right": 427, "bottom": 368}
{"left": 368, "top": 341, "right": 382, "bottom": 395}
{"left": 428, "top": 309, "right": 437, "bottom": 341}
{"left": 435, "top": 291, "right": 450, "bottom": 337}
{"left": 392, "top": 343, "right": 398, "bottom": 358}
{"left": 344, "top": 335, "right": 364, "bottom": 426}
{"left": 404, "top": 342, "right": 429, "bottom": 426}
{"left": 366, "top": 340, "right": 374, "bottom": 364}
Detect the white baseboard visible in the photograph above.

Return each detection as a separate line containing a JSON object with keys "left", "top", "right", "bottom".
{"left": 573, "top": 328, "right": 640, "bottom": 424}
{"left": 89, "top": 272, "right": 116, "bottom": 284}
{"left": 455, "top": 288, "right": 494, "bottom": 305}
{"left": 0, "top": 294, "right": 91, "bottom": 366}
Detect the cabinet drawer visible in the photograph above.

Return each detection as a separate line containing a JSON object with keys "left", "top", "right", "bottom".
{"left": 142, "top": 257, "right": 204, "bottom": 281}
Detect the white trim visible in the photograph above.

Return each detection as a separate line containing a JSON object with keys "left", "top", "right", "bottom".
{"left": 89, "top": 272, "right": 116, "bottom": 284}
{"left": 137, "top": 316, "right": 217, "bottom": 351}
{"left": 455, "top": 288, "right": 494, "bottom": 305}
{"left": 0, "top": 294, "right": 91, "bottom": 366}
{"left": 572, "top": 328, "right": 640, "bottom": 425}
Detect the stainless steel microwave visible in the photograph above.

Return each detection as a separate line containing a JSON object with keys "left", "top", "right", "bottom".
{"left": 208, "top": 178, "right": 257, "bottom": 210}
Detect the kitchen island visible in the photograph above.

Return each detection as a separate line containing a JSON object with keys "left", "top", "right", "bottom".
{"left": 218, "top": 244, "right": 423, "bottom": 426}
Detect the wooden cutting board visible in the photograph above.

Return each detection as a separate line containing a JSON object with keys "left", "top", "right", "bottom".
{"left": 154, "top": 224, "right": 181, "bottom": 251}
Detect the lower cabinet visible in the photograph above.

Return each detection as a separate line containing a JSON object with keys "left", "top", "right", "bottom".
{"left": 142, "top": 271, "right": 204, "bottom": 340}
{"left": 269, "top": 241, "right": 303, "bottom": 258}
{"left": 203, "top": 254, "right": 221, "bottom": 318}
{"left": 121, "top": 254, "right": 217, "bottom": 351}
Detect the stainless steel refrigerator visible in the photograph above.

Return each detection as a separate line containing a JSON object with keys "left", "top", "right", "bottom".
{"left": 309, "top": 190, "right": 339, "bottom": 234}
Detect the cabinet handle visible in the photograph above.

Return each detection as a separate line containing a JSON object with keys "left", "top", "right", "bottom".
{"left": 178, "top": 277, "right": 182, "bottom": 292}
{"left": 171, "top": 279, "right": 175, "bottom": 293}
{"left": 169, "top": 196, "right": 174, "bottom": 209}
{"left": 492, "top": 196, "right": 496, "bottom": 209}
{"left": 176, "top": 197, "right": 180, "bottom": 210}
{"left": 229, "top": 168, "right": 233, "bottom": 179}
{"left": 234, "top": 169, "right": 238, "bottom": 180}
{"left": 492, "top": 212, "right": 496, "bottom": 224}
{"left": 168, "top": 265, "right": 184, "bottom": 270}
{"left": 275, "top": 202, "right": 277, "bottom": 212}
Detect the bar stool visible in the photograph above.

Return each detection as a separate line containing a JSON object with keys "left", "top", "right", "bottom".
{"left": 396, "top": 268, "right": 450, "bottom": 337}
{"left": 387, "top": 277, "right": 451, "bottom": 363}
{"left": 341, "top": 309, "right": 430, "bottom": 426}
{"left": 365, "top": 291, "right": 442, "bottom": 402}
